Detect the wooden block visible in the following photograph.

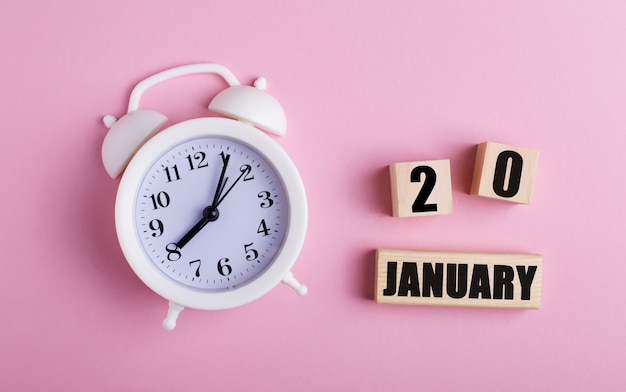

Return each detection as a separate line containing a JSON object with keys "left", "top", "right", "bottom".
{"left": 389, "top": 159, "right": 453, "bottom": 217}
{"left": 375, "top": 248, "right": 542, "bottom": 309}
{"left": 470, "top": 142, "right": 539, "bottom": 204}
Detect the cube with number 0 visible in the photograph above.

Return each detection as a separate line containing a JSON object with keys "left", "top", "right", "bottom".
{"left": 470, "top": 142, "right": 539, "bottom": 204}
{"left": 389, "top": 159, "right": 453, "bottom": 217}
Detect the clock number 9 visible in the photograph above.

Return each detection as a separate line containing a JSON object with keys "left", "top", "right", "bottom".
{"left": 149, "top": 219, "right": 164, "bottom": 237}
{"left": 217, "top": 258, "right": 232, "bottom": 276}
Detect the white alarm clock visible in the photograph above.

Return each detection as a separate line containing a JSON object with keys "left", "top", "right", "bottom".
{"left": 101, "top": 63, "right": 307, "bottom": 330}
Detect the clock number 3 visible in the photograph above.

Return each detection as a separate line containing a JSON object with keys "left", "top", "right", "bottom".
{"left": 257, "top": 191, "right": 274, "bottom": 208}
{"left": 411, "top": 166, "right": 438, "bottom": 213}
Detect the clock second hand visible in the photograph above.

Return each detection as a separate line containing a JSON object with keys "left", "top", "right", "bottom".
{"left": 214, "top": 164, "right": 247, "bottom": 207}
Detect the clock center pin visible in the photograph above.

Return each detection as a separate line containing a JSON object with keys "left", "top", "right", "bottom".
{"left": 203, "top": 206, "right": 219, "bottom": 221}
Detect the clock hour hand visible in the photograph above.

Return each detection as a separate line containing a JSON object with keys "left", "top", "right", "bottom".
{"left": 176, "top": 152, "right": 231, "bottom": 249}
{"left": 176, "top": 152, "right": 245, "bottom": 249}
{"left": 176, "top": 206, "right": 219, "bottom": 249}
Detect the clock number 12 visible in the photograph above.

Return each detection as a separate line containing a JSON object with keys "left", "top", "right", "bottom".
{"left": 186, "top": 152, "right": 209, "bottom": 171}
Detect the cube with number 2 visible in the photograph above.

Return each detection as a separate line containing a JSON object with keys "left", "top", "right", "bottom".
{"left": 390, "top": 159, "right": 453, "bottom": 217}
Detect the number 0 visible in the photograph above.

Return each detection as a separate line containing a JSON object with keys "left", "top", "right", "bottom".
{"left": 492, "top": 150, "right": 523, "bottom": 198}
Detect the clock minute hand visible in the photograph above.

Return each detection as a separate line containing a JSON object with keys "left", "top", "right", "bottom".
{"left": 211, "top": 152, "right": 230, "bottom": 207}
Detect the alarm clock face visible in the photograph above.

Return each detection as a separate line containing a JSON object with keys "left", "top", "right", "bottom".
{"left": 135, "top": 135, "right": 289, "bottom": 291}
{"left": 116, "top": 118, "right": 307, "bottom": 309}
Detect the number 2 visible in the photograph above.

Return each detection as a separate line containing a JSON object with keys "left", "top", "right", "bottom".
{"left": 410, "top": 166, "right": 438, "bottom": 213}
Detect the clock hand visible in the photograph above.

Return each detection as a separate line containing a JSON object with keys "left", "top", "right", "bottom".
{"left": 176, "top": 152, "right": 245, "bottom": 249}
{"left": 176, "top": 152, "right": 230, "bottom": 249}
{"left": 214, "top": 164, "right": 248, "bottom": 207}
{"left": 211, "top": 152, "right": 230, "bottom": 207}
{"left": 176, "top": 206, "right": 219, "bottom": 249}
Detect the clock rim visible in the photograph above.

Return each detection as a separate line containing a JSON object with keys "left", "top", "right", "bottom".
{"left": 115, "top": 117, "right": 307, "bottom": 310}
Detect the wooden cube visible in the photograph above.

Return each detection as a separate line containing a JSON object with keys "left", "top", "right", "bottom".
{"left": 389, "top": 159, "right": 452, "bottom": 217}
{"left": 470, "top": 142, "right": 539, "bottom": 204}
{"left": 375, "top": 248, "right": 542, "bottom": 309}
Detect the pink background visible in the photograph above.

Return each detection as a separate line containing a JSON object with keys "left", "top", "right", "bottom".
{"left": 2, "top": 1, "right": 625, "bottom": 390}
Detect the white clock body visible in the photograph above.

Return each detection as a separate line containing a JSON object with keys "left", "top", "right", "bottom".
{"left": 115, "top": 118, "right": 307, "bottom": 319}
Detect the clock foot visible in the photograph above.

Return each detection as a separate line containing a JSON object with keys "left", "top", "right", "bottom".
{"left": 163, "top": 301, "right": 185, "bottom": 330}
{"left": 282, "top": 271, "right": 308, "bottom": 296}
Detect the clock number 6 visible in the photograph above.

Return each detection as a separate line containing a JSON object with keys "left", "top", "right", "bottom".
{"left": 411, "top": 166, "right": 438, "bottom": 213}
{"left": 217, "top": 258, "right": 232, "bottom": 276}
